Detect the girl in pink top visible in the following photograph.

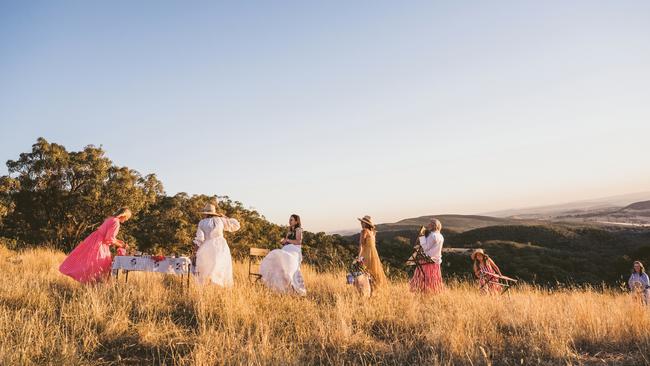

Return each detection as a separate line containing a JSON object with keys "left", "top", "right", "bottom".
{"left": 59, "top": 208, "right": 131, "bottom": 283}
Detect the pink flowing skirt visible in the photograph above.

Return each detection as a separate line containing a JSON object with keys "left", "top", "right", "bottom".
{"left": 59, "top": 232, "right": 113, "bottom": 283}
{"left": 410, "top": 262, "right": 444, "bottom": 294}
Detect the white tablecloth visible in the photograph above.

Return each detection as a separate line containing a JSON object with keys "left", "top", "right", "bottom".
{"left": 112, "top": 256, "right": 192, "bottom": 275}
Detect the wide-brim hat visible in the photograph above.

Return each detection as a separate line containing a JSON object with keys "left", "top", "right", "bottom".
{"left": 199, "top": 203, "right": 222, "bottom": 216}
{"left": 471, "top": 248, "right": 486, "bottom": 261}
{"left": 357, "top": 215, "right": 375, "bottom": 228}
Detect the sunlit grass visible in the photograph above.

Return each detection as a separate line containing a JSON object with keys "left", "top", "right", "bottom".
{"left": 1, "top": 246, "right": 649, "bottom": 365}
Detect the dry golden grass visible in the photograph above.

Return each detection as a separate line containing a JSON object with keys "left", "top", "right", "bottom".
{"left": 1, "top": 246, "right": 649, "bottom": 365}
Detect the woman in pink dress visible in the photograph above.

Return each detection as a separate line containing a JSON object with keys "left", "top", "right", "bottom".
{"left": 59, "top": 207, "right": 131, "bottom": 283}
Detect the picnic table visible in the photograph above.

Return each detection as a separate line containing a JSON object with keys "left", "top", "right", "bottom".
{"left": 111, "top": 255, "right": 193, "bottom": 288}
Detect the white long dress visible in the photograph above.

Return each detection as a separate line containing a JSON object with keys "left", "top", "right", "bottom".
{"left": 260, "top": 232, "right": 306, "bottom": 295}
{"left": 193, "top": 216, "right": 240, "bottom": 286}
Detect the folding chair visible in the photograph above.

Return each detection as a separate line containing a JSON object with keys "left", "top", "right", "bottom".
{"left": 248, "top": 247, "right": 269, "bottom": 283}
{"left": 479, "top": 270, "right": 518, "bottom": 294}
{"left": 405, "top": 245, "right": 435, "bottom": 274}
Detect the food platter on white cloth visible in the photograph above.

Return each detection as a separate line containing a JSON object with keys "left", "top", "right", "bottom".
{"left": 112, "top": 255, "right": 192, "bottom": 274}
{"left": 111, "top": 255, "right": 194, "bottom": 288}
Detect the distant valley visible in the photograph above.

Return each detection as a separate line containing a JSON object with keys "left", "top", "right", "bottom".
{"left": 338, "top": 192, "right": 650, "bottom": 235}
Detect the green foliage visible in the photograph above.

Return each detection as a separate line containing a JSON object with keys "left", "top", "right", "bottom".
{"left": 0, "top": 138, "right": 355, "bottom": 269}
{"left": 371, "top": 224, "right": 650, "bottom": 286}
{"left": 0, "top": 138, "right": 163, "bottom": 250}
{"left": 5, "top": 138, "right": 646, "bottom": 284}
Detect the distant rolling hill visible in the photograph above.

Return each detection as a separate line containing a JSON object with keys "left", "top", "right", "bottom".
{"left": 375, "top": 214, "right": 535, "bottom": 233}
{"left": 625, "top": 200, "right": 650, "bottom": 211}
{"left": 553, "top": 199, "right": 650, "bottom": 227}
{"left": 484, "top": 191, "right": 650, "bottom": 219}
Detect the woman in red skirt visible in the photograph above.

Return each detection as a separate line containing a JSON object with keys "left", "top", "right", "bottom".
{"left": 409, "top": 218, "right": 444, "bottom": 294}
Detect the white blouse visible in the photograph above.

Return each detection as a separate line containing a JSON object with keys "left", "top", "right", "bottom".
{"left": 193, "top": 216, "right": 241, "bottom": 245}
{"left": 418, "top": 231, "right": 444, "bottom": 264}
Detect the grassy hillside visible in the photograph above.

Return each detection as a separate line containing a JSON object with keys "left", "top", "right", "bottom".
{"left": 2, "top": 246, "right": 649, "bottom": 365}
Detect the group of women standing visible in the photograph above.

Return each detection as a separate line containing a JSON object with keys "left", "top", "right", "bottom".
{"left": 190, "top": 204, "right": 307, "bottom": 296}
{"left": 57, "top": 203, "right": 448, "bottom": 295}
{"left": 58, "top": 204, "right": 650, "bottom": 304}
{"left": 58, "top": 202, "right": 310, "bottom": 295}
{"left": 347, "top": 215, "right": 446, "bottom": 294}
{"left": 57, "top": 205, "right": 448, "bottom": 295}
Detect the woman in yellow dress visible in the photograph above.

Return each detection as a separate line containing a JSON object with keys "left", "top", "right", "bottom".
{"left": 357, "top": 215, "right": 387, "bottom": 287}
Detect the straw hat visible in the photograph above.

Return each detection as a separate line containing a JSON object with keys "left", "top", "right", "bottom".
{"left": 471, "top": 248, "right": 486, "bottom": 261}
{"left": 357, "top": 215, "right": 375, "bottom": 229}
{"left": 199, "top": 203, "right": 222, "bottom": 216}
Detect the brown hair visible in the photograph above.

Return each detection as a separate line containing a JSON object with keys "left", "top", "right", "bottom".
{"left": 473, "top": 253, "right": 491, "bottom": 276}
{"left": 290, "top": 214, "right": 301, "bottom": 230}
{"left": 361, "top": 221, "right": 375, "bottom": 232}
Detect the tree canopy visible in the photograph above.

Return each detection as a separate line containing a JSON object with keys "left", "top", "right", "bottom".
{"left": 0, "top": 138, "right": 356, "bottom": 269}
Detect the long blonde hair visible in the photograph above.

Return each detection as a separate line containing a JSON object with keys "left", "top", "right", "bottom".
{"left": 633, "top": 261, "right": 646, "bottom": 274}
{"left": 431, "top": 219, "right": 442, "bottom": 232}
{"left": 473, "top": 251, "right": 491, "bottom": 275}
{"left": 113, "top": 207, "right": 132, "bottom": 220}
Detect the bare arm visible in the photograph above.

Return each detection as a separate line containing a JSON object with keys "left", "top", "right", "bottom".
{"left": 488, "top": 258, "right": 502, "bottom": 275}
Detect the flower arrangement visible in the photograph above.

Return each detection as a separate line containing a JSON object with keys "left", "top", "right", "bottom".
{"left": 109, "top": 244, "right": 129, "bottom": 257}
{"left": 346, "top": 256, "right": 374, "bottom": 284}
{"left": 152, "top": 255, "right": 166, "bottom": 263}
{"left": 349, "top": 257, "right": 369, "bottom": 275}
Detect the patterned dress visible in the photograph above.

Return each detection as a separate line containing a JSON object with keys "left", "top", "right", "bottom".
{"left": 477, "top": 260, "right": 500, "bottom": 294}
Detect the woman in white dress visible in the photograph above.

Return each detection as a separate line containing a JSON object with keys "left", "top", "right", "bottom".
{"left": 193, "top": 203, "right": 240, "bottom": 286}
{"left": 259, "top": 214, "right": 306, "bottom": 295}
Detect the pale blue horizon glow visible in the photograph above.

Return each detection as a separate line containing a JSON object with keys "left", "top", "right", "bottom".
{"left": 1, "top": 1, "right": 649, "bottom": 232}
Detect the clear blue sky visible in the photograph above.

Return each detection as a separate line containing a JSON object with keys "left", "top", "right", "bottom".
{"left": 1, "top": 1, "right": 649, "bottom": 232}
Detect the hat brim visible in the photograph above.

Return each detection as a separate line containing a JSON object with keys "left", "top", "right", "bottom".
{"left": 200, "top": 211, "right": 221, "bottom": 216}
{"left": 471, "top": 251, "right": 485, "bottom": 260}
{"left": 357, "top": 218, "right": 375, "bottom": 228}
